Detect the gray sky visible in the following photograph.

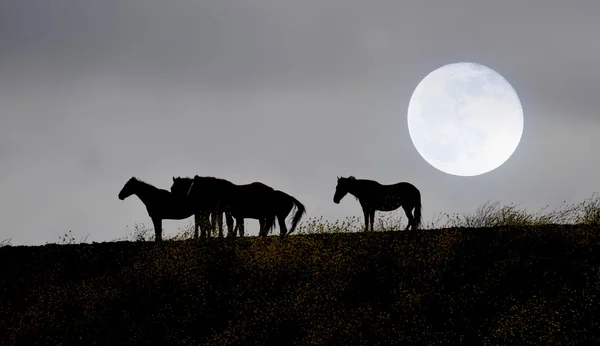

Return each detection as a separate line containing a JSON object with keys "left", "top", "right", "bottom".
{"left": 2, "top": 0, "right": 599, "bottom": 245}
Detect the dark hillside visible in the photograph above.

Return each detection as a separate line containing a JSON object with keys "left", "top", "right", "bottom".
{"left": 1, "top": 225, "right": 599, "bottom": 345}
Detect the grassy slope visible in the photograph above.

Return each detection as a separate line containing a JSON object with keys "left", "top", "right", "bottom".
{"left": 1, "top": 224, "right": 599, "bottom": 345}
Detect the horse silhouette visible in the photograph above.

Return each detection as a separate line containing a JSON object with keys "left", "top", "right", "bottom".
{"left": 118, "top": 176, "right": 214, "bottom": 242}
{"left": 232, "top": 189, "right": 306, "bottom": 237}
{"left": 170, "top": 177, "right": 234, "bottom": 239}
{"left": 274, "top": 190, "right": 306, "bottom": 235}
{"left": 171, "top": 176, "right": 279, "bottom": 238}
{"left": 333, "top": 176, "right": 422, "bottom": 232}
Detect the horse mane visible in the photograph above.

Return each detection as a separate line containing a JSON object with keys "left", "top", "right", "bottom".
{"left": 131, "top": 177, "right": 160, "bottom": 191}
{"left": 131, "top": 176, "right": 146, "bottom": 185}
{"left": 343, "top": 176, "right": 360, "bottom": 201}
{"left": 194, "top": 175, "right": 231, "bottom": 183}
{"left": 194, "top": 175, "right": 219, "bottom": 179}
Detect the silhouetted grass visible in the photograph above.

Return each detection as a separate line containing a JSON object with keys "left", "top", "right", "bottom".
{"left": 58, "top": 193, "right": 593, "bottom": 243}
{"left": 1, "top": 195, "right": 600, "bottom": 344}
{"left": 293, "top": 193, "right": 600, "bottom": 236}
{"left": 0, "top": 238, "right": 11, "bottom": 247}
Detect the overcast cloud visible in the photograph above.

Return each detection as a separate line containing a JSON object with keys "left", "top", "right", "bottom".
{"left": 1, "top": 0, "right": 599, "bottom": 245}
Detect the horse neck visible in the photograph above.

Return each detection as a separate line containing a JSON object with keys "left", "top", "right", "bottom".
{"left": 347, "top": 180, "right": 369, "bottom": 199}
{"left": 179, "top": 180, "right": 193, "bottom": 195}
{"left": 133, "top": 181, "right": 160, "bottom": 204}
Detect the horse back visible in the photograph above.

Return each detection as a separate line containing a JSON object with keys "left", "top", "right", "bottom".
{"left": 234, "top": 181, "right": 275, "bottom": 194}
{"left": 390, "top": 181, "right": 418, "bottom": 190}
{"left": 243, "top": 181, "right": 272, "bottom": 189}
{"left": 390, "top": 182, "right": 420, "bottom": 204}
{"left": 361, "top": 180, "right": 419, "bottom": 203}
{"left": 390, "top": 181, "right": 419, "bottom": 193}
{"left": 223, "top": 181, "right": 274, "bottom": 203}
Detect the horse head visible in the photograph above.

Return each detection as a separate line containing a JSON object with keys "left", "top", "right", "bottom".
{"left": 118, "top": 177, "right": 138, "bottom": 200}
{"left": 170, "top": 176, "right": 193, "bottom": 197}
{"left": 333, "top": 176, "right": 352, "bottom": 204}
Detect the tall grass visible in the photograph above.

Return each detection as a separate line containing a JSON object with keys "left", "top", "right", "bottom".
{"left": 295, "top": 192, "right": 600, "bottom": 235}
{"left": 31, "top": 192, "right": 600, "bottom": 245}
{"left": 437, "top": 192, "right": 600, "bottom": 228}
{"left": 574, "top": 192, "right": 600, "bottom": 225}
{"left": 434, "top": 200, "right": 579, "bottom": 228}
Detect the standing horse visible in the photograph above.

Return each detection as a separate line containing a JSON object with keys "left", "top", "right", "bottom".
{"left": 118, "top": 177, "right": 197, "bottom": 242}
{"left": 273, "top": 190, "right": 306, "bottom": 236}
{"left": 171, "top": 177, "right": 233, "bottom": 239}
{"left": 233, "top": 189, "right": 307, "bottom": 237}
{"left": 171, "top": 176, "right": 278, "bottom": 238}
{"left": 333, "top": 176, "right": 422, "bottom": 232}
{"left": 170, "top": 177, "right": 234, "bottom": 239}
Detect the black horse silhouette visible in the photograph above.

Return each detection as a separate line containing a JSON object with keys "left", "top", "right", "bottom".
{"left": 273, "top": 190, "right": 306, "bottom": 235}
{"left": 333, "top": 176, "right": 422, "bottom": 232}
{"left": 169, "top": 177, "right": 234, "bottom": 239}
{"left": 232, "top": 189, "right": 306, "bottom": 236}
{"left": 118, "top": 176, "right": 211, "bottom": 242}
{"left": 171, "top": 176, "right": 279, "bottom": 238}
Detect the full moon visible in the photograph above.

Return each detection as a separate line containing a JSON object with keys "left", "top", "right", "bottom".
{"left": 407, "top": 62, "right": 524, "bottom": 177}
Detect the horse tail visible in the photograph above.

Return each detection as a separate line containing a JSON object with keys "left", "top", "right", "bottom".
{"left": 265, "top": 189, "right": 278, "bottom": 236}
{"left": 266, "top": 212, "right": 277, "bottom": 236}
{"left": 414, "top": 190, "right": 422, "bottom": 230}
{"left": 286, "top": 192, "right": 307, "bottom": 235}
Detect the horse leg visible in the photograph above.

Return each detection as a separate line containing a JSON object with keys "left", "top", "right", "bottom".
{"left": 194, "top": 213, "right": 200, "bottom": 239}
{"left": 278, "top": 215, "right": 288, "bottom": 237}
{"left": 225, "top": 212, "right": 235, "bottom": 237}
{"left": 225, "top": 212, "right": 236, "bottom": 239}
{"left": 209, "top": 212, "right": 216, "bottom": 237}
{"left": 226, "top": 214, "right": 234, "bottom": 239}
{"left": 259, "top": 218, "right": 269, "bottom": 237}
{"left": 258, "top": 219, "right": 265, "bottom": 237}
{"left": 363, "top": 208, "right": 370, "bottom": 232}
{"left": 369, "top": 210, "right": 375, "bottom": 232}
{"left": 216, "top": 210, "right": 224, "bottom": 238}
{"left": 234, "top": 216, "right": 244, "bottom": 237}
{"left": 152, "top": 217, "right": 162, "bottom": 242}
{"left": 402, "top": 205, "right": 415, "bottom": 231}
{"left": 199, "top": 211, "right": 210, "bottom": 239}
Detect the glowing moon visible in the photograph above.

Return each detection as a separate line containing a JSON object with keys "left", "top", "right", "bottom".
{"left": 407, "top": 62, "right": 524, "bottom": 177}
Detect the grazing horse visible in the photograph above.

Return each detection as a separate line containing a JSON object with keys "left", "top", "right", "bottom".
{"left": 118, "top": 177, "right": 197, "bottom": 242}
{"left": 333, "top": 176, "right": 422, "bottom": 232}
{"left": 170, "top": 177, "right": 234, "bottom": 239}
{"left": 171, "top": 176, "right": 278, "bottom": 238}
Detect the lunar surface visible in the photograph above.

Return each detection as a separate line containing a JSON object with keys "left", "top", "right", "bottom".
{"left": 407, "top": 62, "right": 524, "bottom": 177}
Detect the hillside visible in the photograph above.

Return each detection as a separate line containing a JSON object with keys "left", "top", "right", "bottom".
{"left": 1, "top": 224, "right": 599, "bottom": 345}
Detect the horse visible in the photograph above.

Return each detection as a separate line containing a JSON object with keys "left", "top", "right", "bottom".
{"left": 170, "top": 177, "right": 234, "bottom": 239}
{"left": 232, "top": 189, "right": 306, "bottom": 237}
{"left": 171, "top": 176, "right": 279, "bottom": 238}
{"left": 118, "top": 177, "right": 199, "bottom": 242}
{"left": 333, "top": 176, "right": 422, "bottom": 232}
